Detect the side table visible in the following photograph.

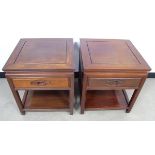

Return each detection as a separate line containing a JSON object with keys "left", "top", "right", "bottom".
{"left": 80, "top": 39, "right": 151, "bottom": 114}
{"left": 3, "top": 38, "right": 75, "bottom": 115}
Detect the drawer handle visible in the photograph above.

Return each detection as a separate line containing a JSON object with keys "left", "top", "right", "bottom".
{"left": 30, "top": 80, "right": 50, "bottom": 86}
{"left": 106, "top": 79, "right": 123, "bottom": 86}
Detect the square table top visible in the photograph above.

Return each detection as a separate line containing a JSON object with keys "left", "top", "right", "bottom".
{"left": 80, "top": 39, "right": 151, "bottom": 72}
{"left": 3, "top": 38, "right": 75, "bottom": 72}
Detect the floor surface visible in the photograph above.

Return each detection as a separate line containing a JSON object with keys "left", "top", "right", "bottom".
{"left": 0, "top": 78, "right": 155, "bottom": 121}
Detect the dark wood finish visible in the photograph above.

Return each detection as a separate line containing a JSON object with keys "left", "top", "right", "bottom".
{"left": 24, "top": 90, "right": 69, "bottom": 110}
{"left": 80, "top": 39, "right": 151, "bottom": 113}
{"left": 85, "top": 90, "right": 127, "bottom": 110}
{"left": 126, "top": 76, "right": 147, "bottom": 113}
{"left": 3, "top": 38, "right": 75, "bottom": 115}
{"left": 69, "top": 74, "right": 74, "bottom": 115}
{"left": 88, "top": 78, "right": 141, "bottom": 89}
{"left": 80, "top": 39, "right": 151, "bottom": 72}
{"left": 80, "top": 75, "right": 87, "bottom": 114}
{"left": 12, "top": 77, "right": 69, "bottom": 89}
{"left": 6, "top": 77, "right": 25, "bottom": 115}
{"left": 1, "top": 72, "right": 155, "bottom": 79}
{"left": 3, "top": 38, "right": 74, "bottom": 71}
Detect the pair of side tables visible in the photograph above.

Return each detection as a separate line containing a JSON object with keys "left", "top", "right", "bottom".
{"left": 3, "top": 38, "right": 151, "bottom": 115}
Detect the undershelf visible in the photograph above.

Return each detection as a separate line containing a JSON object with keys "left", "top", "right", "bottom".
{"left": 23, "top": 90, "right": 69, "bottom": 111}
{"left": 85, "top": 90, "right": 128, "bottom": 110}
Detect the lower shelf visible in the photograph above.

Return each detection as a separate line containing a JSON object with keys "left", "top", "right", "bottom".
{"left": 85, "top": 90, "right": 128, "bottom": 110}
{"left": 23, "top": 90, "right": 69, "bottom": 111}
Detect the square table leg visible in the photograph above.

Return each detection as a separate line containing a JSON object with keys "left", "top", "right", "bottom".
{"left": 126, "top": 77, "right": 147, "bottom": 113}
{"left": 69, "top": 75, "right": 74, "bottom": 115}
{"left": 80, "top": 75, "right": 147, "bottom": 114}
{"left": 80, "top": 75, "right": 87, "bottom": 114}
{"left": 7, "top": 77, "right": 25, "bottom": 115}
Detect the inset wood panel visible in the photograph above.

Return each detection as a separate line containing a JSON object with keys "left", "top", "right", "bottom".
{"left": 80, "top": 39, "right": 151, "bottom": 71}
{"left": 3, "top": 38, "right": 74, "bottom": 71}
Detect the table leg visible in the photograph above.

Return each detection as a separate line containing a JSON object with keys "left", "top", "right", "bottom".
{"left": 126, "top": 77, "right": 147, "bottom": 113}
{"left": 69, "top": 75, "right": 74, "bottom": 115}
{"left": 80, "top": 75, "right": 87, "bottom": 114}
{"left": 7, "top": 78, "right": 25, "bottom": 115}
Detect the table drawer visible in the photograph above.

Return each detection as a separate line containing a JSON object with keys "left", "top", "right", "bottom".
{"left": 88, "top": 78, "right": 141, "bottom": 88}
{"left": 12, "top": 77, "right": 69, "bottom": 89}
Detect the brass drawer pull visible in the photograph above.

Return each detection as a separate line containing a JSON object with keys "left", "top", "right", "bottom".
{"left": 13, "top": 78, "right": 69, "bottom": 88}
{"left": 106, "top": 79, "right": 123, "bottom": 86}
{"left": 88, "top": 78, "right": 141, "bottom": 88}
{"left": 30, "top": 80, "right": 50, "bottom": 86}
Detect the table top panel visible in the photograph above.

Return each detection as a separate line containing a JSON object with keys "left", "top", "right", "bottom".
{"left": 3, "top": 38, "right": 74, "bottom": 72}
{"left": 80, "top": 39, "right": 151, "bottom": 72}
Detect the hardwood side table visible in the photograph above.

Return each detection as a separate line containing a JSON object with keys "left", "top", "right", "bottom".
{"left": 80, "top": 39, "right": 151, "bottom": 114}
{"left": 3, "top": 38, "right": 75, "bottom": 115}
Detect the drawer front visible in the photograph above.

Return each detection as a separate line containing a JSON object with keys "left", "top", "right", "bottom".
{"left": 12, "top": 77, "right": 69, "bottom": 89}
{"left": 88, "top": 78, "right": 141, "bottom": 88}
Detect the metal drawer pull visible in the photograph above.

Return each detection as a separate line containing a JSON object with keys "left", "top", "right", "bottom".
{"left": 106, "top": 79, "right": 123, "bottom": 85}
{"left": 30, "top": 80, "right": 50, "bottom": 86}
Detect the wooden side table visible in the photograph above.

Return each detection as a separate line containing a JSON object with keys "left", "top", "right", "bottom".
{"left": 80, "top": 39, "right": 151, "bottom": 114}
{"left": 3, "top": 38, "right": 75, "bottom": 115}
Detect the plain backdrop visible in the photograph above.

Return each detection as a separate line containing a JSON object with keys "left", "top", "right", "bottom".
{"left": 0, "top": 122, "right": 155, "bottom": 155}
{"left": 0, "top": 0, "right": 155, "bottom": 72}
{"left": 0, "top": 1, "right": 155, "bottom": 155}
